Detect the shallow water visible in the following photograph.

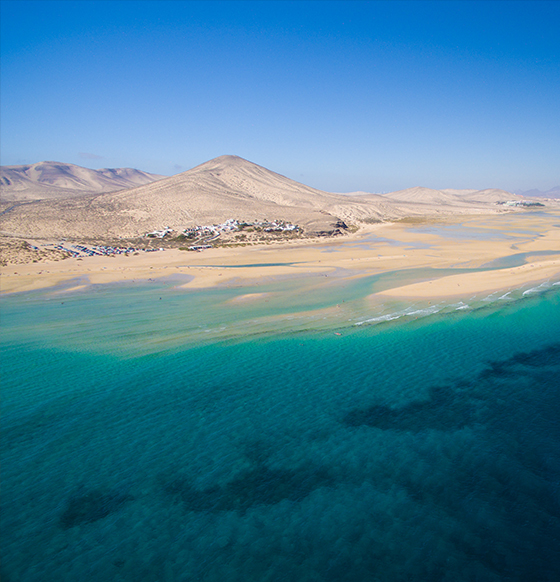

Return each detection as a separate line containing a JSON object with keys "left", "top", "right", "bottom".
{"left": 409, "top": 210, "right": 560, "bottom": 241}
{"left": 2, "top": 272, "right": 560, "bottom": 581}
{"left": 480, "top": 249, "right": 560, "bottom": 269}
{"left": 409, "top": 224, "right": 519, "bottom": 241}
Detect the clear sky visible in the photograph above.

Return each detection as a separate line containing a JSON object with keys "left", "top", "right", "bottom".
{"left": 1, "top": 0, "right": 558, "bottom": 193}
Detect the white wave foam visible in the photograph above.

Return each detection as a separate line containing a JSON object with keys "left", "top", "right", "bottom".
{"left": 523, "top": 281, "right": 551, "bottom": 296}
{"left": 355, "top": 313, "right": 403, "bottom": 326}
{"left": 355, "top": 303, "right": 443, "bottom": 326}
{"left": 404, "top": 306, "right": 441, "bottom": 317}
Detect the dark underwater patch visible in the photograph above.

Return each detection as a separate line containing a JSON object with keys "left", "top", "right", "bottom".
{"left": 482, "top": 342, "right": 560, "bottom": 379}
{"left": 60, "top": 489, "right": 134, "bottom": 529}
{"left": 344, "top": 342, "right": 560, "bottom": 433}
{"left": 344, "top": 384, "right": 474, "bottom": 432}
{"left": 164, "top": 464, "right": 332, "bottom": 513}
{"left": 512, "top": 342, "right": 560, "bottom": 367}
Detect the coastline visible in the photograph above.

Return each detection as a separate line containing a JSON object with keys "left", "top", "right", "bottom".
{"left": 1, "top": 211, "right": 559, "bottom": 300}
{"left": 376, "top": 259, "right": 560, "bottom": 299}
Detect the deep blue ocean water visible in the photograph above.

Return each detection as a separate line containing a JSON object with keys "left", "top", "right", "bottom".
{"left": 1, "top": 277, "right": 560, "bottom": 581}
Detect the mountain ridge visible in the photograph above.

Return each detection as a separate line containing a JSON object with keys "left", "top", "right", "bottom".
{"left": 0, "top": 155, "right": 528, "bottom": 240}
{"left": 513, "top": 187, "right": 560, "bottom": 199}
{"left": 0, "top": 161, "right": 166, "bottom": 201}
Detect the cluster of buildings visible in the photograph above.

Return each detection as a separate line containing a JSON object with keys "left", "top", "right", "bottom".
{"left": 181, "top": 218, "right": 300, "bottom": 237}
{"left": 144, "top": 218, "right": 300, "bottom": 241}
{"left": 29, "top": 218, "right": 302, "bottom": 259}
{"left": 500, "top": 200, "right": 544, "bottom": 207}
{"left": 145, "top": 227, "right": 174, "bottom": 238}
{"left": 263, "top": 220, "right": 299, "bottom": 232}
{"left": 182, "top": 218, "right": 241, "bottom": 238}
{"left": 44, "top": 243, "right": 163, "bottom": 258}
{"left": 141, "top": 218, "right": 301, "bottom": 251}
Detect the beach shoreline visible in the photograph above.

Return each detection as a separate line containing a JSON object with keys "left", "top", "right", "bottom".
{"left": 1, "top": 212, "right": 559, "bottom": 300}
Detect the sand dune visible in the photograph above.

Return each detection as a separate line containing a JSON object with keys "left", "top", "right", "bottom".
{"left": 0, "top": 161, "right": 165, "bottom": 201}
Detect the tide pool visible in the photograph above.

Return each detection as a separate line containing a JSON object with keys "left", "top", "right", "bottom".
{"left": 1, "top": 280, "right": 560, "bottom": 581}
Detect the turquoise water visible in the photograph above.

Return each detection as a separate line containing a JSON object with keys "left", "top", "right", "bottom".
{"left": 480, "top": 250, "right": 560, "bottom": 269}
{"left": 2, "top": 279, "right": 560, "bottom": 581}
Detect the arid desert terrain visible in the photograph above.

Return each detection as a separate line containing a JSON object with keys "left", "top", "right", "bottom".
{"left": 1, "top": 155, "right": 558, "bottom": 298}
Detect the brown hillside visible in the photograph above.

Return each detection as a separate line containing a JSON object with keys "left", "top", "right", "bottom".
{"left": 0, "top": 161, "right": 165, "bottom": 202}
{"left": 0, "top": 155, "right": 521, "bottom": 240}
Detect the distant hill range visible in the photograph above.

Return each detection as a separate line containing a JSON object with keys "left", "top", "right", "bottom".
{"left": 0, "top": 161, "right": 165, "bottom": 201}
{"left": 0, "top": 155, "right": 524, "bottom": 240}
{"left": 513, "top": 187, "right": 560, "bottom": 199}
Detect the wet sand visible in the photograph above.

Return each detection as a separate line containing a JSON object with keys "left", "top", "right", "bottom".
{"left": 1, "top": 212, "right": 559, "bottom": 299}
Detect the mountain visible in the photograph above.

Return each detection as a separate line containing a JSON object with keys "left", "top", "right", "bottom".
{"left": 382, "top": 186, "right": 516, "bottom": 205}
{"left": 0, "top": 155, "right": 528, "bottom": 241}
{"left": 0, "top": 161, "right": 166, "bottom": 201}
{"left": 513, "top": 187, "right": 560, "bottom": 199}
{"left": 382, "top": 186, "right": 460, "bottom": 205}
{"left": 0, "top": 156, "right": 380, "bottom": 238}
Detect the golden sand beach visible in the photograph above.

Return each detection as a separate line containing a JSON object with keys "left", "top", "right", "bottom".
{"left": 1, "top": 212, "right": 559, "bottom": 299}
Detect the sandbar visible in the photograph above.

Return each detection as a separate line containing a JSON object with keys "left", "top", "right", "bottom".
{"left": 1, "top": 212, "right": 559, "bottom": 300}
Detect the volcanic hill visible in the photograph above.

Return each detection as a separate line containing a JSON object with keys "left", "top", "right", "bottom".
{"left": 0, "top": 155, "right": 519, "bottom": 240}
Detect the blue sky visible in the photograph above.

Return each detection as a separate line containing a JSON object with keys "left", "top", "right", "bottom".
{"left": 1, "top": 0, "right": 558, "bottom": 192}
